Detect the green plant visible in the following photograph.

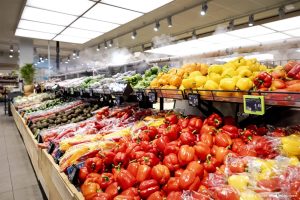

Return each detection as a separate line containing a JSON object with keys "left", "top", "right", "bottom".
{"left": 20, "top": 63, "right": 35, "bottom": 85}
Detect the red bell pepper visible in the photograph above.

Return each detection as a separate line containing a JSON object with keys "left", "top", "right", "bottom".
{"left": 136, "top": 164, "right": 151, "bottom": 183}
{"left": 163, "top": 153, "right": 180, "bottom": 172}
{"left": 221, "top": 125, "right": 239, "bottom": 139}
{"left": 116, "top": 169, "right": 137, "bottom": 190}
{"left": 178, "top": 145, "right": 195, "bottom": 166}
{"left": 254, "top": 72, "right": 273, "bottom": 88}
{"left": 179, "top": 128, "right": 196, "bottom": 145}
{"left": 79, "top": 167, "right": 89, "bottom": 183}
{"left": 139, "top": 179, "right": 160, "bottom": 199}
{"left": 151, "top": 164, "right": 170, "bottom": 185}
{"left": 287, "top": 63, "right": 300, "bottom": 79}
{"left": 164, "top": 124, "right": 180, "bottom": 141}
{"left": 205, "top": 113, "right": 222, "bottom": 128}
{"left": 178, "top": 117, "right": 190, "bottom": 129}
{"left": 163, "top": 177, "right": 180, "bottom": 193}
{"left": 113, "top": 152, "right": 129, "bottom": 168}
{"left": 188, "top": 117, "right": 203, "bottom": 132}
{"left": 137, "top": 152, "right": 159, "bottom": 167}
{"left": 85, "top": 157, "right": 104, "bottom": 173}
{"left": 215, "top": 132, "right": 232, "bottom": 147}
{"left": 165, "top": 114, "right": 178, "bottom": 125}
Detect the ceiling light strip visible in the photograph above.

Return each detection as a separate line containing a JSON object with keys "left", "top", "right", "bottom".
{"left": 25, "top": 5, "right": 78, "bottom": 17}
{"left": 98, "top": 2, "right": 145, "bottom": 14}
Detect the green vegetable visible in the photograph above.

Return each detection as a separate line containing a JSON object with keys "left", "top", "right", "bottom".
{"left": 161, "top": 65, "right": 169, "bottom": 73}
{"left": 145, "top": 69, "right": 152, "bottom": 77}
{"left": 150, "top": 66, "right": 159, "bottom": 75}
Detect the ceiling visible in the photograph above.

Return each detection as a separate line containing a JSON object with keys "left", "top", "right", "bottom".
{"left": 0, "top": 0, "right": 299, "bottom": 59}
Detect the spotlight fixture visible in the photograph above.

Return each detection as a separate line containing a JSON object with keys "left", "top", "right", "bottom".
{"left": 9, "top": 52, "right": 13, "bottom": 58}
{"left": 278, "top": 6, "right": 285, "bottom": 19}
{"left": 72, "top": 50, "right": 76, "bottom": 56}
{"left": 97, "top": 44, "right": 100, "bottom": 51}
{"left": 67, "top": 56, "right": 70, "bottom": 62}
{"left": 141, "top": 44, "right": 145, "bottom": 51}
{"left": 45, "top": 57, "right": 48, "bottom": 61}
{"left": 76, "top": 50, "right": 80, "bottom": 59}
{"left": 154, "top": 21, "right": 160, "bottom": 32}
{"left": 248, "top": 14, "right": 254, "bottom": 26}
{"left": 228, "top": 19, "right": 234, "bottom": 30}
{"left": 17, "top": 48, "right": 20, "bottom": 53}
{"left": 109, "top": 40, "right": 113, "bottom": 47}
{"left": 104, "top": 41, "right": 108, "bottom": 49}
{"left": 10, "top": 45, "right": 14, "bottom": 52}
{"left": 167, "top": 16, "right": 173, "bottom": 28}
{"left": 192, "top": 30, "right": 197, "bottom": 39}
{"left": 200, "top": 2, "right": 208, "bottom": 16}
{"left": 131, "top": 30, "right": 137, "bottom": 39}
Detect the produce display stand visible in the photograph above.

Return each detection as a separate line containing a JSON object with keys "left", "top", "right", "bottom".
{"left": 11, "top": 103, "right": 84, "bottom": 200}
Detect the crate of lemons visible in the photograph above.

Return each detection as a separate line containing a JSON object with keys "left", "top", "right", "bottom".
{"left": 149, "top": 57, "right": 283, "bottom": 97}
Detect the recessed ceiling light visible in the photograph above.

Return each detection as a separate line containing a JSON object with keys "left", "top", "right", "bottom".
{"left": 84, "top": 3, "right": 142, "bottom": 24}
{"left": 21, "top": 6, "right": 77, "bottom": 26}
{"left": 18, "top": 19, "right": 65, "bottom": 34}
{"left": 228, "top": 25, "right": 275, "bottom": 38}
{"left": 71, "top": 18, "right": 119, "bottom": 33}
{"left": 262, "top": 16, "right": 300, "bottom": 31}
{"left": 15, "top": 28, "right": 56, "bottom": 40}
{"left": 101, "top": 0, "right": 173, "bottom": 13}
{"left": 26, "top": 0, "right": 94, "bottom": 16}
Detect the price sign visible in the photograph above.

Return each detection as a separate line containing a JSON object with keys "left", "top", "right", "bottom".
{"left": 136, "top": 92, "right": 144, "bottom": 102}
{"left": 243, "top": 95, "right": 265, "bottom": 115}
{"left": 188, "top": 93, "right": 200, "bottom": 107}
{"left": 116, "top": 96, "right": 122, "bottom": 106}
{"left": 148, "top": 92, "right": 157, "bottom": 103}
{"left": 68, "top": 164, "right": 79, "bottom": 184}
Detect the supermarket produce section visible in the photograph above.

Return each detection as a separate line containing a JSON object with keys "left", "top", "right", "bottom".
{"left": 11, "top": 58, "right": 300, "bottom": 200}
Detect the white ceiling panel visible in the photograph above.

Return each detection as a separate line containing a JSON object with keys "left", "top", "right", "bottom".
{"left": 262, "top": 16, "right": 300, "bottom": 31}
{"left": 101, "top": 0, "right": 173, "bottom": 13}
{"left": 15, "top": 29, "right": 55, "bottom": 40}
{"left": 21, "top": 6, "right": 77, "bottom": 26}
{"left": 18, "top": 19, "right": 65, "bottom": 34}
{"left": 198, "top": 33, "right": 239, "bottom": 43}
{"left": 71, "top": 18, "right": 119, "bottom": 33}
{"left": 228, "top": 26, "right": 275, "bottom": 38}
{"left": 84, "top": 3, "right": 142, "bottom": 24}
{"left": 284, "top": 28, "right": 300, "bottom": 37}
{"left": 54, "top": 35, "right": 90, "bottom": 44}
{"left": 250, "top": 32, "right": 291, "bottom": 43}
{"left": 61, "top": 27, "right": 102, "bottom": 39}
{"left": 26, "top": 0, "right": 95, "bottom": 16}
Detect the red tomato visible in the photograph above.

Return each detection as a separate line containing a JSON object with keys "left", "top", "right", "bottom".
{"left": 151, "top": 164, "right": 170, "bottom": 185}
{"left": 186, "top": 161, "right": 204, "bottom": 178}
{"left": 179, "top": 169, "right": 196, "bottom": 190}
{"left": 178, "top": 145, "right": 196, "bottom": 166}
{"left": 215, "top": 132, "right": 232, "bottom": 147}
{"left": 200, "top": 132, "right": 213, "bottom": 147}
{"left": 163, "top": 177, "right": 180, "bottom": 193}
{"left": 194, "top": 142, "right": 211, "bottom": 161}
{"left": 163, "top": 153, "right": 180, "bottom": 172}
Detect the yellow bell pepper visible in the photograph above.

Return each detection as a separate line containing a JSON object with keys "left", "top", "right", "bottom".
{"left": 219, "top": 78, "right": 236, "bottom": 90}
{"left": 239, "top": 69, "right": 252, "bottom": 78}
{"left": 228, "top": 175, "right": 249, "bottom": 192}
{"left": 221, "top": 68, "right": 237, "bottom": 78}
{"left": 182, "top": 78, "right": 196, "bottom": 89}
{"left": 200, "top": 64, "right": 208, "bottom": 75}
{"left": 281, "top": 134, "right": 300, "bottom": 157}
{"left": 240, "top": 191, "right": 262, "bottom": 200}
{"left": 194, "top": 76, "right": 207, "bottom": 88}
{"left": 236, "top": 78, "right": 253, "bottom": 90}
{"left": 208, "top": 65, "right": 223, "bottom": 74}
{"left": 204, "top": 80, "right": 218, "bottom": 90}
{"left": 208, "top": 73, "right": 222, "bottom": 84}
{"left": 189, "top": 71, "right": 202, "bottom": 78}
{"left": 169, "top": 75, "right": 182, "bottom": 87}
{"left": 288, "top": 156, "right": 300, "bottom": 166}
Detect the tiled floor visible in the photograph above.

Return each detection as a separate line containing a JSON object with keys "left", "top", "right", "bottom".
{"left": 0, "top": 106, "right": 45, "bottom": 200}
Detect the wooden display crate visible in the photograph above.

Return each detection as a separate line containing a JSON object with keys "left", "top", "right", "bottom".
{"left": 11, "top": 104, "right": 84, "bottom": 200}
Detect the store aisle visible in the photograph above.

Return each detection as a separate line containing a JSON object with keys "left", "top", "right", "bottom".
{"left": 0, "top": 106, "right": 45, "bottom": 200}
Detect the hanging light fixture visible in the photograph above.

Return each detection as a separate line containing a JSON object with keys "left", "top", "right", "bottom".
{"left": 167, "top": 16, "right": 173, "bottom": 28}
{"left": 228, "top": 19, "right": 234, "bottom": 30}
{"left": 76, "top": 50, "right": 80, "bottom": 59}
{"left": 278, "top": 6, "right": 285, "bottom": 19}
{"left": 104, "top": 41, "right": 108, "bottom": 49}
{"left": 72, "top": 50, "right": 76, "bottom": 56}
{"left": 131, "top": 30, "right": 137, "bottom": 39}
{"left": 200, "top": 2, "right": 208, "bottom": 16}
{"left": 248, "top": 14, "right": 254, "bottom": 26}
{"left": 9, "top": 45, "right": 14, "bottom": 52}
{"left": 154, "top": 21, "right": 160, "bottom": 32}
{"left": 97, "top": 44, "right": 100, "bottom": 51}
{"left": 9, "top": 52, "right": 13, "bottom": 58}
{"left": 109, "top": 40, "right": 113, "bottom": 47}
{"left": 192, "top": 30, "right": 197, "bottom": 39}
{"left": 141, "top": 44, "right": 145, "bottom": 51}
{"left": 67, "top": 56, "right": 70, "bottom": 62}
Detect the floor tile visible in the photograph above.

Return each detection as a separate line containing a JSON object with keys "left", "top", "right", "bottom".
{"left": 0, "top": 174, "right": 13, "bottom": 194}
{"left": 13, "top": 185, "right": 43, "bottom": 200}
{"left": 0, "top": 191, "right": 14, "bottom": 200}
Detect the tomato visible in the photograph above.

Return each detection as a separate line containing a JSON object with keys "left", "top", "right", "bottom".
{"left": 200, "top": 124, "right": 216, "bottom": 135}
{"left": 127, "top": 162, "right": 139, "bottom": 177}
{"left": 165, "top": 114, "right": 178, "bottom": 125}
{"left": 203, "top": 155, "right": 219, "bottom": 173}
{"left": 178, "top": 145, "right": 196, "bottom": 166}
{"left": 113, "top": 152, "right": 129, "bottom": 168}
{"left": 166, "top": 191, "right": 182, "bottom": 200}
{"left": 147, "top": 191, "right": 164, "bottom": 200}
{"left": 179, "top": 169, "right": 196, "bottom": 190}
{"left": 139, "top": 179, "right": 159, "bottom": 199}
{"left": 174, "top": 169, "right": 184, "bottom": 177}
{"left": 163, "top": 153, "right": 180, "bottom": 172}
{"left": 85, "top": 157, "right": 104, "bottom": 173}
{"left": 136, "top": 164, "right": 151, "bottom": 183}
{"left": 188, "top": 117, "right": 203, "bottom": 133}
{"left": 178, "top": 118, "right": 190, "bottom": 129}
{"left": 151, "top": 164, "right": 170, "bottom": 185}
{"left": 180, "top": 129, "right": 196, "bottom": 145}
{"left": 186, "top": 161, "right": 204, "bottom": 178}
{"left": 100, "top": 173, "right": 114, "bottom": 190}
{"left": 200, "top": 132, "right": 213, "bottom": 147}
{"left": 215, "top": 132, "right": 232, "bottom": 147}
{"left": 215, "top": 146, "right": 230, "bottom": 164}
{"left": 105, "top": 182, "right": 119, "bottom": 199}
{"left": 194, "top": 142, "right": 211, "bottom": 161}
{"left": 81, "top": 181, "right": 101, "bottom": 200}
{"left": 79, "top": 167, "right": 89, "bottom": 183}
{"left": 212, "top": 186, "right": 239, "bottom": 200}
{"left": 164, "top": 124, "right": 180, "bottom": 141}
{"left": 116, "top": 170, "right": 137, "bottom": 190}
{"left": 163, "top": 177, "right": 180, "bottom": 193}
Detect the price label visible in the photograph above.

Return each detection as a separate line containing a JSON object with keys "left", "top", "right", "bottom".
{"left": 67, "top": 164, "right": 79, "bottom": 184}
{"left": 116, "top": 96, "right": 122, "bottom": 106}
{"left": 243, "top": 95, "right": 265, "bottom": 115}
{"left": 136, "top": 92, "right": 144, "bottom": 102}
{"left": 188, "top": 93, "right": 200, "bottom": 107}
{"left": 148, "top": 92, "right": 157, "bottom": 103}
{"left": 70, "top": 88, "right": 74, "bottom": 95}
